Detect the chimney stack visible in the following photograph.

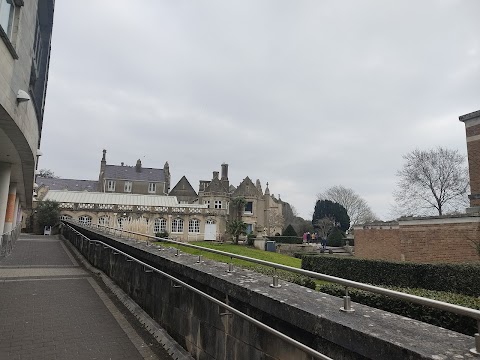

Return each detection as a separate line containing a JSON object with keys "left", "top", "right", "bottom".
{"left": 221, "top": 163, "right": 229, "bottom": 180}
{"left": 213, "top": 171, "right": 219, "bottom": 180}
{"left": 136, "top": 159, "right": 142, "bottom": 173}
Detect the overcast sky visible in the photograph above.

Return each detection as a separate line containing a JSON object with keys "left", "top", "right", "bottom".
{"left": 40, "top": 0, "right": 480, "bottom": 220}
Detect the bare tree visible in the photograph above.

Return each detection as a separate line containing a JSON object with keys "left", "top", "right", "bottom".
{"left": 38, "top": 169, "right": 59, "bottom": 178}
{"left": 314, "top": 217, "right": 334, "bottom": 240}
{"left": 317, "top": 185, "right": 377, "bottom": 225}
{"left": 268, "top": 209, "right": 285, "bottom": 235}
{"left": 393, "top": 147, "right": 469, "bottom": 216}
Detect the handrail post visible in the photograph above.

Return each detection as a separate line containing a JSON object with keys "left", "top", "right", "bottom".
{"left": 227, "top": 257, "right": 234, "bottom": 273}
{"left": 340, "top": 287, "right": 355, "bottom": 313}
{"left": 270, "top": 268, "right": 281, "bottom": 288}
{"left": 471, "top": 320, "right": 480, "bottom": 356}
{"left": 197, "top": 255, "right": 202, "bottom": 264}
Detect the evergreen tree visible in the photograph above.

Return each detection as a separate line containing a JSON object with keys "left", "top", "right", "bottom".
{"left": 282, "top": 224, "right": 297, "bottom": 236}
{"left": 312, "top": 200, "right": 350, "bottom": 232}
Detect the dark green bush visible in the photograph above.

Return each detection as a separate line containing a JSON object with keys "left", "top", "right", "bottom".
{"left": 267, "top": 236, "right": 302, "bottom": 244}
{"left": 246, "top": 233, "right": 256, "bottom": 246}
{"left": 302, "top": 256, "right": 480, "bottom": 297}
{"left": 155, "top": 231, "right": 169, "bottom": 239}
{"left": 327, "top": 227, "right": 344, "bottom": 247}
{"left": 282, "top": 224, "right": 297, "bottom": 237}
{"left": 317, "top": 283, "right": 480, "bottom": 335}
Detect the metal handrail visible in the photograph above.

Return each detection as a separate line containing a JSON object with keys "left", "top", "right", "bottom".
{"left": 62, "top": 222, "right": 332, "bottom": 360}
{"left": 67, "top": 220, "right": 480, "bottom": 355}
{"left": 0, "top": 223, "right": 21, "bottom": 259}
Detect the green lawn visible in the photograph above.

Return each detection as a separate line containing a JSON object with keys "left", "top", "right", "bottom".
{"left": 154, "top": 241, "right": 321, "bottom": 288}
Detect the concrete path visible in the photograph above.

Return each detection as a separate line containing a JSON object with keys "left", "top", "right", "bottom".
{"left": 0, "top": 234, "right": 171, "bottom": 360}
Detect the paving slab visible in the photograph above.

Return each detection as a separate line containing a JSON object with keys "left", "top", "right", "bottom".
{"left": 0, "top": 234, "right": 171, "bottom": 360}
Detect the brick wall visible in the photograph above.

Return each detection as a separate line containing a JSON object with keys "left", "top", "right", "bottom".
{"left": 355, "top": 217, "right": 480, "bottom": 263}
{"left": 355, "top": 226, "right": 401, "bottom": 261}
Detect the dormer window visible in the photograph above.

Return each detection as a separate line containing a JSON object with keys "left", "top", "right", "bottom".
{"left": 124, "top": 181, "right": 132, "bottom": 193}
{"left": 148, "top": 182, "right": 156, "bottom": 193}
{"left": 107, "top": 180, "right": 115, "bottom": 191}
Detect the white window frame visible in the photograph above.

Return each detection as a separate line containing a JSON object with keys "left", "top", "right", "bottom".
{"left": 188, "top": 218, "right": 200, "bottom": 234}
{"left": 60, "top": 214, "right": 72, "bottom": 221}
{"left": 98, "top": 216, "right": 109, "bottom": 226}
{"left": 148, "top": 182, "right": 156, "bottom": 193}
{"left": 107, "top": 180, "right": 115, "bottom": 191}
{"left": 244, "top": 201, "right": 253, "bottom": 215}
{"left": 214, "top": 200, "right": 222, "bottom": 209}
{"left": 79, "top": 215, "right": 92, "bottom": 226}
{"left": 117, "top": 217, "right": 128, "bottom": 229}
{"left": 172, "top": 218, "right": 184, "bottom": 233}
{"left": 124, "top": 181, "right": 132, "bottom": 193}
{"left": 154, "top": 218, "right": 167, "bottom": 234}
{"left": 206, "top": 219, "right": 215, "bottom": 225}
{"left": 204, "top": 200, "right": 210, "bottom": 208}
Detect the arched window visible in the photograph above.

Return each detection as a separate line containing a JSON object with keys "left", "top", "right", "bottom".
{"left": 60, "top": 214, "right": 72, "bottom": 221}
{"left": 206, "top": 219, "right": 215, "bottom": 225}
{"left": 98, "top": 216, "right": 109, "bottom": 226}
{"left": 188, "top": 219, "right": 200, "bottom": 233}
{"left": 117, "top": 217, "right": 128, "bottom": 229}
{"left": 172, "top": 218, "right": 184, "bottom": 233}
{"left": 154, "top": 218, "right": 167, "bottom": 233}
{"left": 78, "top": 215, "right": 92, "bottom": 226}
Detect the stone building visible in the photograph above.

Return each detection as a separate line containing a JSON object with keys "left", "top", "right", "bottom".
{"left": 97, "top": 149, "right": 170, "bottom": 195}
{"left": 0, "top": 0, "right": 54, "bottom": 235}
{"left": 354, "top": 109, "right": 480, "bottom": 263}
{"left": 37, "top": 151, "right": 290, "bottom": 241}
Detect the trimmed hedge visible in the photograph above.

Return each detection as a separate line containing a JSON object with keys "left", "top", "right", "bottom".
{"left": 302, "top": 256, "right": 480, "bottom": 296}
{"left": 317, "top": 283, "right": 480, "bottom": 335}
{"left": 267, "top": 236, "right": 303, "bottom": 244}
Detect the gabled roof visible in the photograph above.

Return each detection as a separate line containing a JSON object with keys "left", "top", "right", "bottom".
{"left": 37, "top": 177, "right": 98, "bottom": 192}
{"left": 204, "top": 177, "right": 228, "bottom": 194}
{"left": 104, "top": 165, "right": 165, "bottom": 182}
{"left": 169, "top": 176, "right": 198, "bottom": 197}
{"left": 233, "top": 177, "right": 263, "bottom": 197}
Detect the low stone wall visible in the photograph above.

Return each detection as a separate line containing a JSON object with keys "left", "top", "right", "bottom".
{"left": 62, "top": 223, "right": 475, "bottom": 360}
{"left": 355, "top": 216, "right": 480, "bottom": 263}
{"left": 275, "top": 243, "right": 318, "bottom": 256}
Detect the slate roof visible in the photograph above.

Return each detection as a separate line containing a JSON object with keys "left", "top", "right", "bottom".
{"left": 37, "top": 177, "right": 98, "bottom": 192}
{"left": 104, "top": 165, "right": 165, "bottom": 182}
{"left": 169, "top": 176, "right": 198, "bottom": 197}
{"left": 204, "top": 178, "right": 228, "bottom": 194}
{"left": 233, "top": 177, "right": 263, "bottom": 197}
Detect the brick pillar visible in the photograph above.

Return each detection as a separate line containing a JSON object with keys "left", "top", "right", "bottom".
{"left": 459, "top": 110, "right": 480, "bottom": 209}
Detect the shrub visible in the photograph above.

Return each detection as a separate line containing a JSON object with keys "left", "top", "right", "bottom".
{"left": 36, "top": 200, "right": 60, "bottom": 234}
{"left": 246, "top": 233, "right": 256, "bottom": 246}
{"left": 317, "top": 283, "right": 480, "bottom": 335}
{"left": 155, "top": 231, "right": 169, "bottom": 239}
{"left": 283, "top": 224, "right": 297, "bottom": 237}
{"left": 267, "top": 236, "right": 303, "bottom": 244}
{"left": 302, "top": 256, "right": 480, "bottom": 297}
{"left": 327, "top": 227, "right": 344, "bottom": 247}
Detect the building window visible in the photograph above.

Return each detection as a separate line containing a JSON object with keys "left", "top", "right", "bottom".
{"left": 214, "top": 200, "right": 222, "bottom": 209}
{"left": 172, "top": 218, "right": 183, "bottom": 233}
{"left": 206, "top": 219, "right": 215, "bottom": 225}
{"left": 107, "top": 180, "right": 115, "bottom": 191}
{"left": 244, "top": 201, "right": 253, "bottom": 214}
{"left": 60, "top": 215, "right": 72, "bottom": 221}
{"left": 0, "top": 0, "right": 15, "bottom": 40}
{"left": 117, "top": 217, "right": 128, "bottom": 229}
{"left": 148, "top": 183, "right": 156, "bottom": 193}
{"left": 124, "top": 181, "right": 132, "bottom": 193}
{"left": 154, "top": 218, "right": 167, "bottom": 234}
{"left": 246, "top": 224, "right": 253, "bottom": 234}
{"left": 188, "top": 219, "right": 200, "bottom": 233}
{"left": 204, "top": 200, "right": 210, "bottom": 208}
{"left": 98, "top": 216, "right": 109, "bottom": 226}
{"left": 79, "top": 215, "right": 92, "bottom": 226}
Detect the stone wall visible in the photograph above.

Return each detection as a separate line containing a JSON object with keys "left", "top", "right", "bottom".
{"left": 355, "top": 216, "right": 480, "bottom": 263}
{"left": 62, "top": 222, "right": 476, "bottom": 360}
